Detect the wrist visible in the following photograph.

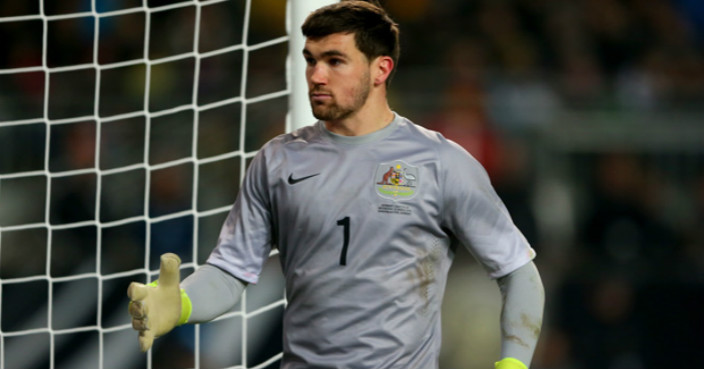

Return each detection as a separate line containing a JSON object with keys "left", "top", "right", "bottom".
{"left": 495, "top": 357, "right": 528, "bottom": 369}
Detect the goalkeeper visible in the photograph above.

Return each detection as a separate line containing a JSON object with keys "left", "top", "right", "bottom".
{"left": 128, "top": 1, "right": 544, "bottom": 368}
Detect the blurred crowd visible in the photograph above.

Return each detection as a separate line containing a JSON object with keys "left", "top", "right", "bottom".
{"left": 384, "top": 1, "right": 704, "bottom": 368}
{"left": 1, "top": 0, "right": 704, "bottom": 368}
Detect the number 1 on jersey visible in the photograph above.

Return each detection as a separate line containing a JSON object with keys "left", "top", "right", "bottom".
{"left": 336, "top": 217, "right": 350, "bottom": 266}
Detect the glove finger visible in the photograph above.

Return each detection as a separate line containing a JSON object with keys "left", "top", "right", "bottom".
{"left": 138, "top": 330, "right": 155, "bottom": 352}
{"left": 128, "top": 300, "right": 147, "bottom": 319}
{"left": 127, "top": 282, "right": 149, "bottom": 301}
{"left": 157, "top": 253, "right": 181, "bottom": 288}
{"left": 132, "top": 317, "right": 149, "bottom": 331}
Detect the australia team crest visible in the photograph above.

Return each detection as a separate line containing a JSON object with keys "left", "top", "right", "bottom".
{"left": 374, "top": 160, "right": 419, "bottom": 201}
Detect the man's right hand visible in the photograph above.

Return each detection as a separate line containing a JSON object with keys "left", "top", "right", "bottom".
{"left": 127, "top": 253, "right": 188, "bottom": 352}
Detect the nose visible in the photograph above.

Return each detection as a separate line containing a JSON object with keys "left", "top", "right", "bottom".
{"left": 308, "top": 64, "right": 327, "bottom": 85}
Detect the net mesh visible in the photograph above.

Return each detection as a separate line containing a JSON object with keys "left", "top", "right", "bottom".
{"left": 0, "top": 0, "right": 293, "bottom": 368}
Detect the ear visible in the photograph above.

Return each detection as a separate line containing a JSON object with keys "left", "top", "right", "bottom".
{"left": 372, "top": 56, "right": 394, "bottom": 86}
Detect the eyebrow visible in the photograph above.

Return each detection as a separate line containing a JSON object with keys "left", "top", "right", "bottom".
{"left": 302, "top": 49, "right": 348, "bottom": 59}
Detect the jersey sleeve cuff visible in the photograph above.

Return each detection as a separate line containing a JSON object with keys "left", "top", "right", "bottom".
{"left": 487, "top": 250, "right": 536, "bottom": 279}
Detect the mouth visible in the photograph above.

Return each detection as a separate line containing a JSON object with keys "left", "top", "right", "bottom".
{"left": 309, "top": 90, "right": 332, "bottom": 102}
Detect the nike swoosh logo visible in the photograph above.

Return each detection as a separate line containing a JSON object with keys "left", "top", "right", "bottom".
{"left": 288, "top": 173, "right": 320, "bottom": 185}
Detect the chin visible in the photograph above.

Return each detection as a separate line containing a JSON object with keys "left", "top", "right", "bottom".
{"left": 311, "top": 107, "right": 333, "bottom": 121}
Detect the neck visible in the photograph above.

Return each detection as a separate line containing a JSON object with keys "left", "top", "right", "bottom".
{"left": 324, "top": 100, "right": 394, "bottom": 137}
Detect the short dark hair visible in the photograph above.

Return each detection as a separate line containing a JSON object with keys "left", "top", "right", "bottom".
{"left": 301, "top": 0, "right": 400, "bottom": 84}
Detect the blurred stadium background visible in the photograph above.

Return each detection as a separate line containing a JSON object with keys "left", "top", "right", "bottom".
{"left": 1, "top": 0, "right": 703, "bottom": 368}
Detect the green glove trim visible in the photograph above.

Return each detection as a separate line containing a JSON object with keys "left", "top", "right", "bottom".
{"left": 495, "top": 357, "right": 528, "bottom": 369}
{"left": 146, "top": 280, "right": 192, "bottom": 326}
{"left": 178, "top": 288, "right": 192, "bottom": 325}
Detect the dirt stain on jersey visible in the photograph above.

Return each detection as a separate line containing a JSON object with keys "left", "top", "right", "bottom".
{"left": 502, "top": 313, "right": 542, "bottom": 348}
{"left": 407, "top": 237, "right": 443, "bottom": 315}
{"left": 522, "top": 313, "right": 542, "bottom": 339}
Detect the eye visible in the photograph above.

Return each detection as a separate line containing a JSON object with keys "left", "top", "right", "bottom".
{"left": 328, "top": 58, "right": 343, "bottom": 66}
{"left": 305, "top": 57, "right": 316, "bottom": 66}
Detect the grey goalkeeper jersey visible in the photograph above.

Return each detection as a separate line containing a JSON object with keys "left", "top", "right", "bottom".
{"left": 207, "top": 114, "right": 535, "bottom": 369}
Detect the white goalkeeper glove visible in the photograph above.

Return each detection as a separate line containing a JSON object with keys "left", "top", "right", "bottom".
{"left": 127, "top": 253, "right": 192, "bottom": 352}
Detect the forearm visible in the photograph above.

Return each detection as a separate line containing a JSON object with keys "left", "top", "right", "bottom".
{"left": 496, "top": 261, "right": 545, "bottom": 367}
{"left": 181, "top": 264, "right": 247, "bottom": 323}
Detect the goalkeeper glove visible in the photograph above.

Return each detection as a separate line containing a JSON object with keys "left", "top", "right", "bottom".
{"left": 495, "top": 357, "right": 529, "bottom": 369}
{"left": 127, "top": 253, "right": 192, "bottom": 352}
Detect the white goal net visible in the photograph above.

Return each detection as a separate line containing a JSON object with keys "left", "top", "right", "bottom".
{"left": 0, "top": 1, "right": 334, "bottom": 368}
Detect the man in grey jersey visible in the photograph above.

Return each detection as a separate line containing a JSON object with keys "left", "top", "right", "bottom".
{"left": 128, "top": 1, "right": 545, "bottom": 368}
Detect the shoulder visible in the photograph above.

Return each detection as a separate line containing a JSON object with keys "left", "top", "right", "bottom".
{"left": 395, "top": 116, "right": 490, "bottom": 191}
{"left": 248, "top": 123, "right": 324, "bottom": 176}
{"left": 396, "top": 115, "right": 478, "bottom": 164}
{"left": 395, "top": 115, "right": 445, "bottom": 144}
{"left": 257, "top": 123, "right": 322, "bottom": 155}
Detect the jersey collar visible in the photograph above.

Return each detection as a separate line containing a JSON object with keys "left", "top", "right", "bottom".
{"left": 318, "top": 113, "right": 400, "bottom": 145}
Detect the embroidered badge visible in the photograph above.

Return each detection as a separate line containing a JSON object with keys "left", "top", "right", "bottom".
{"left": 374, "top": 160, "right": 419, "bottom": 201}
